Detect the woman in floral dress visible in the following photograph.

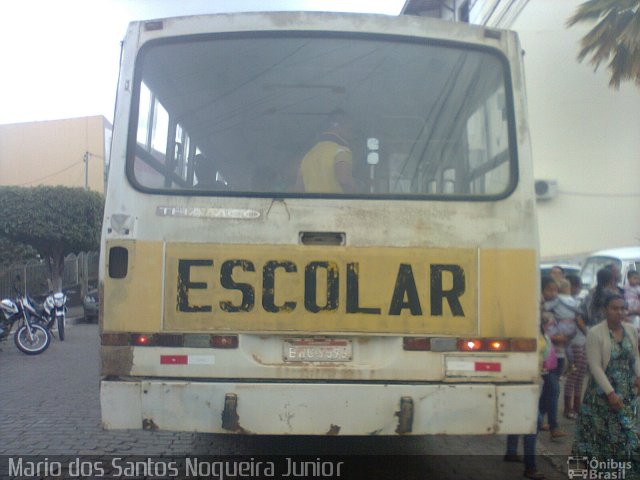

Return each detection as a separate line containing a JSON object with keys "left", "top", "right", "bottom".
{"left": 572, "top": 293, "right": 640, "bottom": 461}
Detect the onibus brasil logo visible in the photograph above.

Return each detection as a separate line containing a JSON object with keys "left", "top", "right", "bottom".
{"left": 568, "top": 456, "right": 633, "bottom": 479}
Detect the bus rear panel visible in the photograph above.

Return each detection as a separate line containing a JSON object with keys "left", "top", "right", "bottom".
{"left": 100, "top": 12, "right": 539, "bottom": 435}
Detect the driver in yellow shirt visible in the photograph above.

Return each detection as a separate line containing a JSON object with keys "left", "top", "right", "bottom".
{"left": 296, "top": 110, "right": 356, "bottom": 193}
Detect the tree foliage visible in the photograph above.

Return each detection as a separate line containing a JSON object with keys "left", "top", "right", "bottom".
{"left": 0, "top": 186, "right": 104, "bottom": 289}
{"left": 567, "top": 0, "right": 640, "bottom": 88}
{"left": 0, "top": 237, "right": 38, "bottom": 269}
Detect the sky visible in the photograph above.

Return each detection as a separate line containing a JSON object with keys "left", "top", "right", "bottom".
{"left": 0, "top": 0, "right": 406, "bottom": 126}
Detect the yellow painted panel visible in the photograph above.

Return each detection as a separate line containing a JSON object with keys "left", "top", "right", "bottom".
{"left": 102, "top": 243, "right": 537, "bottom": 337}
{"left": 479, "top": 249, "right": 538, "bottom": 337}
{"left": 164, "top": 244, "right": 478, "bottom": 334}
{"left": 103, "top": 240, "right": 163, "bottom": 332}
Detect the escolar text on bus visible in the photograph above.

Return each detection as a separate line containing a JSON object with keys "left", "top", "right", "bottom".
{"left": 176, "top": 259, "right": 466, "bottom": 317}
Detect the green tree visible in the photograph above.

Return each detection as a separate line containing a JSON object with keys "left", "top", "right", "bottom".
{"left": 0, "top": 237, "right": 38, "bottom": 269}
{"left": 567, "top": 0, "right": 640, "bottom": 88}
{"left": 0, "top": 186, "right": 104, "bottom": 290}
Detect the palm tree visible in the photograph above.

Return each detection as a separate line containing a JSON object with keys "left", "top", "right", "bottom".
{"left": 567, "top": 0, "right": 640, "bottom": 88}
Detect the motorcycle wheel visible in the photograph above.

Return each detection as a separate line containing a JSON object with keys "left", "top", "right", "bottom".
{"left": 57, "top": 315, "right": 65, "bottom": 341}
{"left": 14, "top": 324, "right": 51, "bottom": 355}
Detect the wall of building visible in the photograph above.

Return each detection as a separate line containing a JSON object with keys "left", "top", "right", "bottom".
{"left": 510, "top": 0, "right": 640, "bottom": 260}
{"left": 403, "top": 0, "right": 639, "bottom": 260}
{"left": 0, "top": 115, "right": 110, "bottom": 193}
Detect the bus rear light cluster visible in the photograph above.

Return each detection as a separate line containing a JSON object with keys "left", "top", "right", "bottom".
{"left": 101, "top": 333, "right": 239, "bottom": 349}
{"left": 403, "top": 337, "right": 536, "bottom": 352}
{"left": 458, "top": 338, "right": 510, "bottom": 352}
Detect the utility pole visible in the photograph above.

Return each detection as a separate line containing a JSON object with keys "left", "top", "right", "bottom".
{"left": 83, "top": 151, "right": 89, "bottom": 191}
{"left": 83, "top": 151, "right": 105, "bottom": 191}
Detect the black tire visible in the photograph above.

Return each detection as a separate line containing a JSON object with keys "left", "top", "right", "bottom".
{"left": 57, "top": 314, "right": 65, "bottom": 341}
{"left": 14, "top": 324, "right": 51, "bottom": 355}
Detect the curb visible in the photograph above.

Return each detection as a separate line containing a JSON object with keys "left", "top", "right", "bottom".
{"left": 67, "top": 305, "right": 91, "bottom": 325}
{"left": 539, "top": 444, "right": 569, "bottom": 475}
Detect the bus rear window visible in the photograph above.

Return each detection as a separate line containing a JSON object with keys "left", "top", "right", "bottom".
{"left": 128, "top": 33, "right": 516, "bottom": 199}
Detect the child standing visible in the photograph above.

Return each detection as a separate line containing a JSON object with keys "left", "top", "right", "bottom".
{"left": 562, "top": 274, "right": 587, "bottom": 419}
{"left": 539, "top": 276, "right": 567, "bottom": 439}
{"left": 624, "top": 270, "right": 640, "bottom": 333}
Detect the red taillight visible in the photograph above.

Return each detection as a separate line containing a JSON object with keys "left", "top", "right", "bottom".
{"left": 403, "top": 337, "right": 430, "bottom": 351}
{"left": 133, "top": 334, "right": 152, "bottom": 346}
{"left": 510, "top": 338, "right": 537, "bottom": 352}
{"left": 210, "top": 335, "right": 238, "bottom": 349}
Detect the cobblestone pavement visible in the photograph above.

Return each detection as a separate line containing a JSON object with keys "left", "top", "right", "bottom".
{"left": 0, "top": 317, "right": 571, "bottom": 479}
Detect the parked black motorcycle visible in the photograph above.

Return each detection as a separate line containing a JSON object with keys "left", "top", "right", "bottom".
{"left": 0, "top": 291, "right": 51, "bottom": 355}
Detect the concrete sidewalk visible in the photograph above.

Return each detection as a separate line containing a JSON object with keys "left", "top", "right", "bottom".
{"left": 537, "top": 406, "right": 574, "bottom": 476}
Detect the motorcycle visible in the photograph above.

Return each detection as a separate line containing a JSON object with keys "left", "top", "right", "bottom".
{"left": 18, "top": 286, "right": 68, "bottom": 341}
{"left": 0, "top": 290, "right": 52, "bottom": 355}
{"left": 40, "top": 291, "right": 67, "bottom": 341}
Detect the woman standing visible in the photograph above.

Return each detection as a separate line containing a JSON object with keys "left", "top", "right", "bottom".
{"left": 572, "top": 293, "right": 640, "bottom": 460}
{"left": 581, "top": 267, "right": 619, "bottom": 327}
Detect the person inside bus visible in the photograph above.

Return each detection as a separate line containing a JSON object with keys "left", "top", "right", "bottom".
{"left": 295, "top": 110, "right": 357, "bottom": 194}
{"left": 193, "top": 153, "right": 226, "bottom": 189}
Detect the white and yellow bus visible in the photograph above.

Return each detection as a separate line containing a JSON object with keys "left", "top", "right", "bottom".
{"left": 100, "top": 11, "right": 540, "bottom": 436}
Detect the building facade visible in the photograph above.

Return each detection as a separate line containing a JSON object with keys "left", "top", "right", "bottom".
{"left": 508, "top": 0, "right": 640, "bottom": 260}
{"left": 0, "top": 115, "right": 111, "bottom": 193}
{"left": 402, "top": 0, "right": 640, "bottom": 261}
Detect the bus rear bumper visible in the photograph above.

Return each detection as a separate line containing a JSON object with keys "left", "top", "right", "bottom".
{"left": 101, "top": 380, "right": 538, "bottom": 435}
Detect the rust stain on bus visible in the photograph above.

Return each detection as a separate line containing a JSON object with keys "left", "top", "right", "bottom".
{"left": 101, "top": 346, "right": 133, "bottom": 376}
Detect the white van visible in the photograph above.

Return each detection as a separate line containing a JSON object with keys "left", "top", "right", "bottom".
{"left": 580, "top": 247, "right": 640, "bottom": 291}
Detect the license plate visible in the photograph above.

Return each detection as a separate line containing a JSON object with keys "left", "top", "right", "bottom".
{"left": 283, "top": 338, "right": 352, "bottom": 362}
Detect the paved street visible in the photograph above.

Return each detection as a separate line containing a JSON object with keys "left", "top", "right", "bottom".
{"left": 0, "top": 318, "right": 571, "bottom": 479}
{"left": 0, "top": 321, "right": 207, "bottom": 458}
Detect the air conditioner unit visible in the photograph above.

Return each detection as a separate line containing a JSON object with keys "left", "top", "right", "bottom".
{"left": 534, "top": 179, "right": 558, "bottom": 200}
